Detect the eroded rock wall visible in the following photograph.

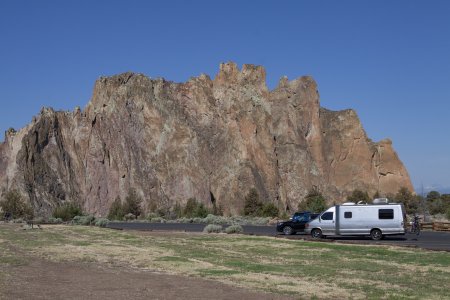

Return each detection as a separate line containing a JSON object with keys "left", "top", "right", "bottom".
{"left": 0, "top": 63, "right": 414, "bottom": 216}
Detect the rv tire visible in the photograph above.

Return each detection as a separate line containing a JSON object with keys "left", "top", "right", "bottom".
{"left": 311, "top": 229, "right": 322, "bottom": 239}
{"left": 370, "top": 229, "right": 383, "bottom": 241}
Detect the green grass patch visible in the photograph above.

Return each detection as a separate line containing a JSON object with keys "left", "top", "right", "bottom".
{"left": 198, "top": 269, "right": 241, "bottom": 277}
{"left": 0, "top": 255, "right": 28, "bottom": 266}
{"left": 155, "top": 256, "right": 190, "bottom": 262}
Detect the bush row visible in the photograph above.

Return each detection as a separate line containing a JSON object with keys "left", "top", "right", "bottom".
{"left": 203, "top": 224, "right": 244, "bottom": 234}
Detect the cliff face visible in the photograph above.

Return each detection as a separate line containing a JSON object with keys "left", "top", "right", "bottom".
{"left": 0, "top": 63, "right": 413, "bottom": 216}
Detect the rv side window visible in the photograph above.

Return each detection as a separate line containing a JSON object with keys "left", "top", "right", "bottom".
{"left": 321, "top": 212, "right": 333, "bottom": 220}
{"left": 344, "top": 212, "right": 352, "bottom": 218}
{"left": 379, "top": 209, "right": 394, "bottom": 219}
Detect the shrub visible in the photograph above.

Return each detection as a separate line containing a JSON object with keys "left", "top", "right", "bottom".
{"left": 428, "top": 199, "right": 446, "bottom": 215}
{"left": 94, "top": 218, "right": 109, "bottom": 227}
{"left": 395, "top": 187, "right": 420, "bottom": 214}
{"left": 225, "top": 224, "right": 243, "bottom": 234}
{"left": 204, "top": 214, "right": 228, "bottom": 225}
{"left": 0, "top": 190, "right": 34, "bottom": 220}
{"left": 203, "top": 224, "right": 223, "bottom": 233}
{"left": 261, "top": 203, "right": 279, "bottom": 217}
{"left": 347, "top": 189, "right": 370, "bottom": 203}
{"left": 298, "top": 188, "right": 327, "bottom": 213}
{"left": 124, "top": 213, "right": 136, "bottom": 221}
{"left": 149, "top": 216, "right": 165, "bottom": 223}
{"left": 193, "top": 217, "right": 203, "bottom": 224}
{"left": 123, "top": 189, "right": 142, "bottom": 218}
{"left": 108, "top": 197, "right": 125, "bottom": 220}
{"left": 48, "top": 217, "right": 63, "bottom": 224}
{"left": 244, "top": 188, "right": 263, "bottom": 216}
{"left": 446, "top": 208, "right": 450, "bottom": 221}
{"left": 72, "top": 215, "right": 95, "bottom": 226}
{"left": 172, "top": 202, "right": 182, "bottom": 219}
{"left": 249, "top": 217, "right": 271, "bottom": 225}
{"left": 183, "top": 198, "right": 209, "bottom": 218}
{"left": 53, "top": 202, "right": 82, "bottom": 221}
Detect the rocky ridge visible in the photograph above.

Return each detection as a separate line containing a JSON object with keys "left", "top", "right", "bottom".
{"left": 0, "top": 63, "right": 413, "bottom": 216}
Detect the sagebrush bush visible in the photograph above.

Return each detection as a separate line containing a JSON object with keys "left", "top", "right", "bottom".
{"left": 193, "top": 217, "right": 203, "bottom": 224}
{"left": 72, "top": 215, "right": 95, "bottom": 226}
{"left": 94, "top": 218, "right": 109, "bottom": 227}
{"left": 146, "top": 212, "right": 159, "bottom": 220}
{"left": 204, "top": 214, "right": 228, "bottom": 225}
{"left": 53, "top": 202, "right": 82, "bottom": 221}
{"left": 225, "top": 224, "right": 243, "bottom": 234}
{"left": 48, "top": 217, "right": 63, "bottom": 224}
{"left": 203, "top": 224, "right": 223, "bottom": 233}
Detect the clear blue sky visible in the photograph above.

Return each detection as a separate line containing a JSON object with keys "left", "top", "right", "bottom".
{"left": 1, "top": 0, "right": 449, "bottom": 192}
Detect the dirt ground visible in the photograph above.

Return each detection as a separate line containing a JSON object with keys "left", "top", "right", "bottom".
{"left": 0, "top": 258, "right": 293, "bottom": 300}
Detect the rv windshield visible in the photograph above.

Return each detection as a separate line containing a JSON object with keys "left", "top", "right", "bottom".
{"left": 321, "top": 212, "right": 333, "bottom": 220}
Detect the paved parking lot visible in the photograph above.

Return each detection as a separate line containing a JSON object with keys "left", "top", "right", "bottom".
{"left": 108, "top": 222, "right": 450, "bottom": 251}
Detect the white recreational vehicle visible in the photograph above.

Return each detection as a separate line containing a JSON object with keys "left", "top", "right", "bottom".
{"left": 305, "top": 199, "right": 406, "bottom": 240}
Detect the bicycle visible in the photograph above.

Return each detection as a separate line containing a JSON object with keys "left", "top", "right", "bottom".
{"left": 409, "top": 215, "right": 421, "bottom": 236}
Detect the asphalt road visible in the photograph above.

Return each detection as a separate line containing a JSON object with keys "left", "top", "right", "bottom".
{"left": 107, "top": 222, "right": 450, "bottom": 252}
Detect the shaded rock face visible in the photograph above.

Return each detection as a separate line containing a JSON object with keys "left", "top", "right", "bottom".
{"left": 0, "top": 63, "right": 414, "bottom": 216}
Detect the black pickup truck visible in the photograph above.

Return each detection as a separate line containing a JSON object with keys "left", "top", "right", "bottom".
{"left": 276, "top": 211, "right": 320, "bottom": 235}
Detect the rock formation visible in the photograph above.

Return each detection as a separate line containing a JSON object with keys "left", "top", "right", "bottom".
{"left": 0, "top": 63, "right": 413, "bottom": 217}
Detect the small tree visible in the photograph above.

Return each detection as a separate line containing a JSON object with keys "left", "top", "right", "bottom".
{"left": 183, "top": 198, "right": 198, "bottom": 217}
{"left": 107, "top": 197, "right": 125, "bottom": 220}
{"left": 426, "top": 191, "right": 441, "bottom": 201}
{"left": 395, "top": 187, "right": 419, "bottom": 214}
{"left": 347, "top": 189, "right": 370, "bottom": 203}
{"left": 0, "top": 190, "right": 34, "bottom": 220}
{"left": 261, "top": 202, "right": 279, "bottom": 217}
{"left": 123, "top": 189, "right": 142, "bottom": 217}
{"left": 243, "top": 188, "right": 263, "bottom": 216}
{"left": 428, "top": 198, "right": 447, "bottom": 215}
{"left": 183, "top": 198, "right": 209, "bottom": 218}
{"left": 298, "top": 187, "right": 327, "bottom": 213}
{"left": 173, "top": 202, "right": 182, "bottom": 219}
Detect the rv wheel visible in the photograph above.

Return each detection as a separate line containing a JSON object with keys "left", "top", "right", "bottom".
{"left": 311, "top": 229, "right": 322, "bottom": 239}
{"left": 370, "top": 229, "right": 382, "bottom": 241}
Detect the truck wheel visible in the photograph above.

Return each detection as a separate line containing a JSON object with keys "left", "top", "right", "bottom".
{"left": 311, "top": 229, "right": 322, "bottom": 239}
{"left": 283, "top": 226, "right": 293, "bottom": 235}
{"left": 370, "top": 229, "right": 383, "bottom": 241}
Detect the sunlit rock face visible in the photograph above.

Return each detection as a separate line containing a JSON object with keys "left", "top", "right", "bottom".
{"left": 0, "top": 63, "right": 413, "bottom": 216}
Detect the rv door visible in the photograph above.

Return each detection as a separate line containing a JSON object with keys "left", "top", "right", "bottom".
{"left": 319, "top": 210, "right": 335, "bottom": 235}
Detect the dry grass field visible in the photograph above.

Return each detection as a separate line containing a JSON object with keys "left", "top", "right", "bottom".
{"left": 1, "top": 224, "right": 449, "bottom": 299}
